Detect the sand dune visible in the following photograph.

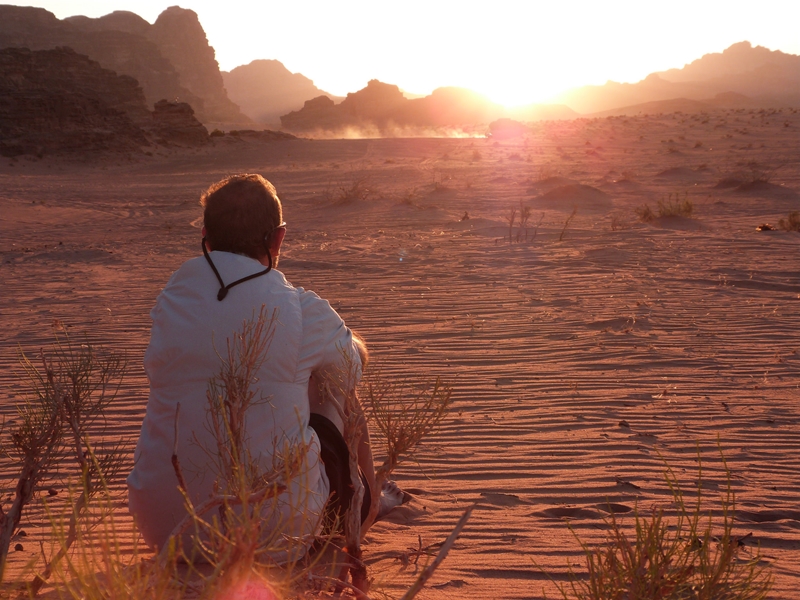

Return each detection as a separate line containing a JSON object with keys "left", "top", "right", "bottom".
{"left": 1, "top": 108, "right": 799, "bottom": 598}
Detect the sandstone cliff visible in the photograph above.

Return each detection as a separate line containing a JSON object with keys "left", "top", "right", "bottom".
{"left": 0, "top": 5, "right": 248, "bottom": 125}
{"left": 0, "top": 47, "right": 207, "bottom": 157}
{"left": 147, "top": 7, "right": 246, "bottom": 125}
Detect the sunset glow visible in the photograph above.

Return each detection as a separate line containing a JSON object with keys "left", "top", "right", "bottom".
{"left": 6, "top": 0, "right": 800, "bottom": 106}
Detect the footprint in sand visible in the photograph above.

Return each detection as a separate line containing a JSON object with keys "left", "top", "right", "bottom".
{"left": 594, "top": 502, "right": 633, "bottom": 514}
{"left": 480, "top": 492, "right": 530, "bottom": 507}
{"left": 533, "top": 506, "right": 603, "bottom": 520}
{"left": 736, "top": 509, "right": 800, "bottom": 523}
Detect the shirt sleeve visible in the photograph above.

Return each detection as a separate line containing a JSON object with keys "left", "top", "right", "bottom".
{"left": 297, "top": 288, "right": 362, "bottom": 386}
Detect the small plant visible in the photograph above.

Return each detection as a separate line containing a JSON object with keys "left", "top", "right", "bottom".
{"left": 551, "top": 453, "right": 772, "bottom": 600}
{"left": 610, "top": 214, "right": 630, "bottom": 231}
{"left": 778, "top": 211, "right": 800, "bottom": 232}
{"left": 536, "top": 164, "right": 560, "bottom": 182}
{"left": 398, "top": 187, "right": 419, "bottom": 206}
{"left": 636, "top": 193, "right": 693, "bottom": 222}
{"left": 559, "top": 207, "right": 577, "bottom": 242}
{"left": 330, "top": 176, "right": 375, "bottom": 205}
{"left": 2, "top": 330, "right": 126, "bottom": 588}
{"left": 657, "top": 192, "right": 693, "bottom": 218}
{"left": 506, "top": 206, "right": 517, "bottom": 244}
{"left": 518, "top": 201, "right": 532, "bottom": 242}
{"left": 743, "top": 161, "right": 775, "bottom": 184}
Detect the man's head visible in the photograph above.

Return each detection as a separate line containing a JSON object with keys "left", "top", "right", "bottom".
{"left": 201, "top": 174, "right": 284, "bottom": 262}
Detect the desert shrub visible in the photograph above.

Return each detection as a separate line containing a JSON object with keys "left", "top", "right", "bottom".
{"left": 209, "top": 129, "right": 224, "bottom": 137}
{"left": 506, "top": 206, "right": 517, "bottom": 244}
{"left": 559, "top": 207, "right": 577, "bottom": 242}
{"left": 324, "top": 175, "right": 376, "bottom": 205}
{"left": 718, "top": 162, "right": 783, "bottom": 189}
{"left": 398, "top": 187, "right": 419, "bottom": 206}
{"left": 2, "top": 331, "right": 126, "bottom": 589}
{"left": 610, "top": 214, "right": 630, "bottom": 231}
{"left": 657, "top": 193, "right": 693, "bottom": 218}
{"left": 553, "top": 456, "right": 772, "bottom": 600}
{"left": 635, "top": 204, "right": 655, "bottom": 222}
{"left": 536, "top": 164, "right": 560, "bottom": 182}
{"left": 778, "top": 211, "right": 800, "bottom": 232}
{"left": 636, "top": 193, "right": 693, "bottom": 222}
{"left": 743, "top": 161, "right": 775, "bottom": 184}
{"left": 518, "top": 202, "right": 532, "bottom": 242}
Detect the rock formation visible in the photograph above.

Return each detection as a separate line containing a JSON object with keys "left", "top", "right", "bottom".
{"left": 0, "top": 5, "right": 249, "bottom": 125}
{"left": 222, "top": 59, "right": 340, "bottom": 125}
{"left": 151, "top": 99, "right": 209, "bottom": 146}
{"left": 0, "top": 47, "right": 208, "bottom": 157}
{"left": 146, "top": 7, "right": 246, "bottom": 125}
{"left": 280, "top": 80, "right": 507, "bottom": 134}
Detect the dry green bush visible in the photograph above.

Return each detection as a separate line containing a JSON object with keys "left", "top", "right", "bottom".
{"left": 552, "top": 456, "right": 772, "bottom": 600}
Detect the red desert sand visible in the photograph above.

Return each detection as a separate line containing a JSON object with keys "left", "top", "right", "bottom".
{"left": 1, "top": 110, "right": 799, "bottom": 598}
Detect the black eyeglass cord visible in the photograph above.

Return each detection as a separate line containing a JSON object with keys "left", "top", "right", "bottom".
{"left": 202, "top": 238, "right": 272, "bottom": 301}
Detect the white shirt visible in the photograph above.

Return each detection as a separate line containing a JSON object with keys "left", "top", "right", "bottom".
{"left": 127, "top": 251, "right": 361, "bottom": 553}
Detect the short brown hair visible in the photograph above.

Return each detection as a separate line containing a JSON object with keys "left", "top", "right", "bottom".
{"left": 201, "top": 174, "right": 282, "bottom": 259}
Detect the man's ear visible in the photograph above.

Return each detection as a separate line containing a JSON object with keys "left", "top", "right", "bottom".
{"left": 201, "top": 226, "right": 207, "bottom": 237}
{"left": 269, "top": 227, "right": 286, "bottom": 254}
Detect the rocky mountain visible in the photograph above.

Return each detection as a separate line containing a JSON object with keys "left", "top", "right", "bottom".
{"left": 0, "top": 5, "right": 249, "bottom": 125}
{"left": 145, "top": 7, "right": 245, "bottom": 125}
{"left": 222, "top": 59, "right": 340, "bottom": 125}
{"left": 556, "top": 42, "right": 800, "bottom": 115}
{"left": 280, "top": 80, "right": 487, "bottom": 134}
{"left": 0, "top": 47, "right": 207, "bottom": 157}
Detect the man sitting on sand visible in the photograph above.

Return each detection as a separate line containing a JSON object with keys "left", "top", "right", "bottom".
{"left": 127, "top": 173, "right": 404, "bottom": 556}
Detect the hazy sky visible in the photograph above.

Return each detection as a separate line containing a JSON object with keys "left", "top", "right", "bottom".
{"left": 8, "top": 0, "right": 800, "bottom": 105}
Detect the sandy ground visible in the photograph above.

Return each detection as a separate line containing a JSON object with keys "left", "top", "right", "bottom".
{"left": 1, "top": 108, "right": 799, "bottom": 598}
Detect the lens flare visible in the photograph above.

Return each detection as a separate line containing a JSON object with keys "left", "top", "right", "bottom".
{"left": 216, "top": 576, "right": 280, "bottom": 600}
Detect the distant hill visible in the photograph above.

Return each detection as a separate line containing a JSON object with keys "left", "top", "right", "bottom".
{"left": 0, "top": 5, "right": 249, "bottom": 125}
{"left": 556, "top": 42, "right": 800, "bottom": 115}
{"left": 222, "top": 60, "right": 340, "bottom": 126}
{"left": 587, "top": 92, "right": 764, "bottom": 118}
{"left": 509, "top": 103, "right": 579, "bottom": 121}
{"left": 280, "top": 79, "right": 575, "bottom": 135}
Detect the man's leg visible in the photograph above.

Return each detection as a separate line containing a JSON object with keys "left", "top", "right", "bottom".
{"left": 308, "top": 373, "right": 406, "bottom": 530}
